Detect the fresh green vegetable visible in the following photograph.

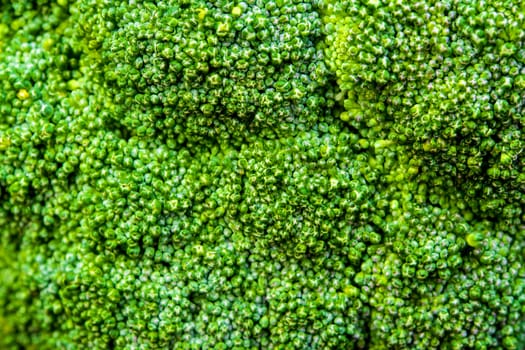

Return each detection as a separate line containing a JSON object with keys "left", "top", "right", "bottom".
{"left": 1, "top": 0, "right": 524, "bottom": 349}
{"left": 323, "top": 0, "right": 525, "bottom": 212}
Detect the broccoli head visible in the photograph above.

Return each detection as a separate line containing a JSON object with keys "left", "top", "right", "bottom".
{"left": 0, "top": 0, "right": 524, "bottom": 349}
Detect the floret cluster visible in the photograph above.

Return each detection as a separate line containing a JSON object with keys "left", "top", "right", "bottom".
{"left": 0, "top": 0, "right": 524, "bottom": 349}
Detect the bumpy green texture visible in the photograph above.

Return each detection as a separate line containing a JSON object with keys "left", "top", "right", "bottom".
{"left": 1, "top": 0, "right": 524, "bottom": 349}
{"left": 323, "top": 0, "right": 525, "bottom": 212}
{"left": 75, "top": 0, "right": 333, "bottom": 141}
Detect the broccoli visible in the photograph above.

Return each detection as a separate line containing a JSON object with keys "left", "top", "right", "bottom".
{"left": 0, "top": 0, "right": 524, "bottom": 349}
{"left": 322, "top": 0, "right": 525, "bottom": 213}
{"left": 75, "top": 0, "right": 333, "bottom": 141}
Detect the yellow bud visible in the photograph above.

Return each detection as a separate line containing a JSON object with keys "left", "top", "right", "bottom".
{"left": 17, "top": 89, "right": 30, "bottom": 100}
{"left": 466, "top": 233, "right": 483, "bottom": 248}
{"left": 197, "top": 8, "right": 208, "bottom": 20}
{"left": 43, "top": 38, "right": 54, "bottom": 51}
{"left": 232, "top": 6, "right": 242, "bottom": 17}
{"left": 0, "top": 136, "right": 11, "bottom": 150}
{"left": 67, "top": 80, "right": 81, "bottom": 91}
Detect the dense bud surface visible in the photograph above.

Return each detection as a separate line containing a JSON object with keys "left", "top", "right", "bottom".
{"left": 0, "top": 0, "right": 524, "bottom": 349}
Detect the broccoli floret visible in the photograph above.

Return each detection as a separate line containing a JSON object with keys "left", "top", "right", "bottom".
{"left": 323, "top": 0, "right": 525, "bottom": 213}
{"left": 74, "top": 0, "right": 334, "bottom": 141}
{"left": 1, "top": 0, "right": 524, "bottom": 349}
